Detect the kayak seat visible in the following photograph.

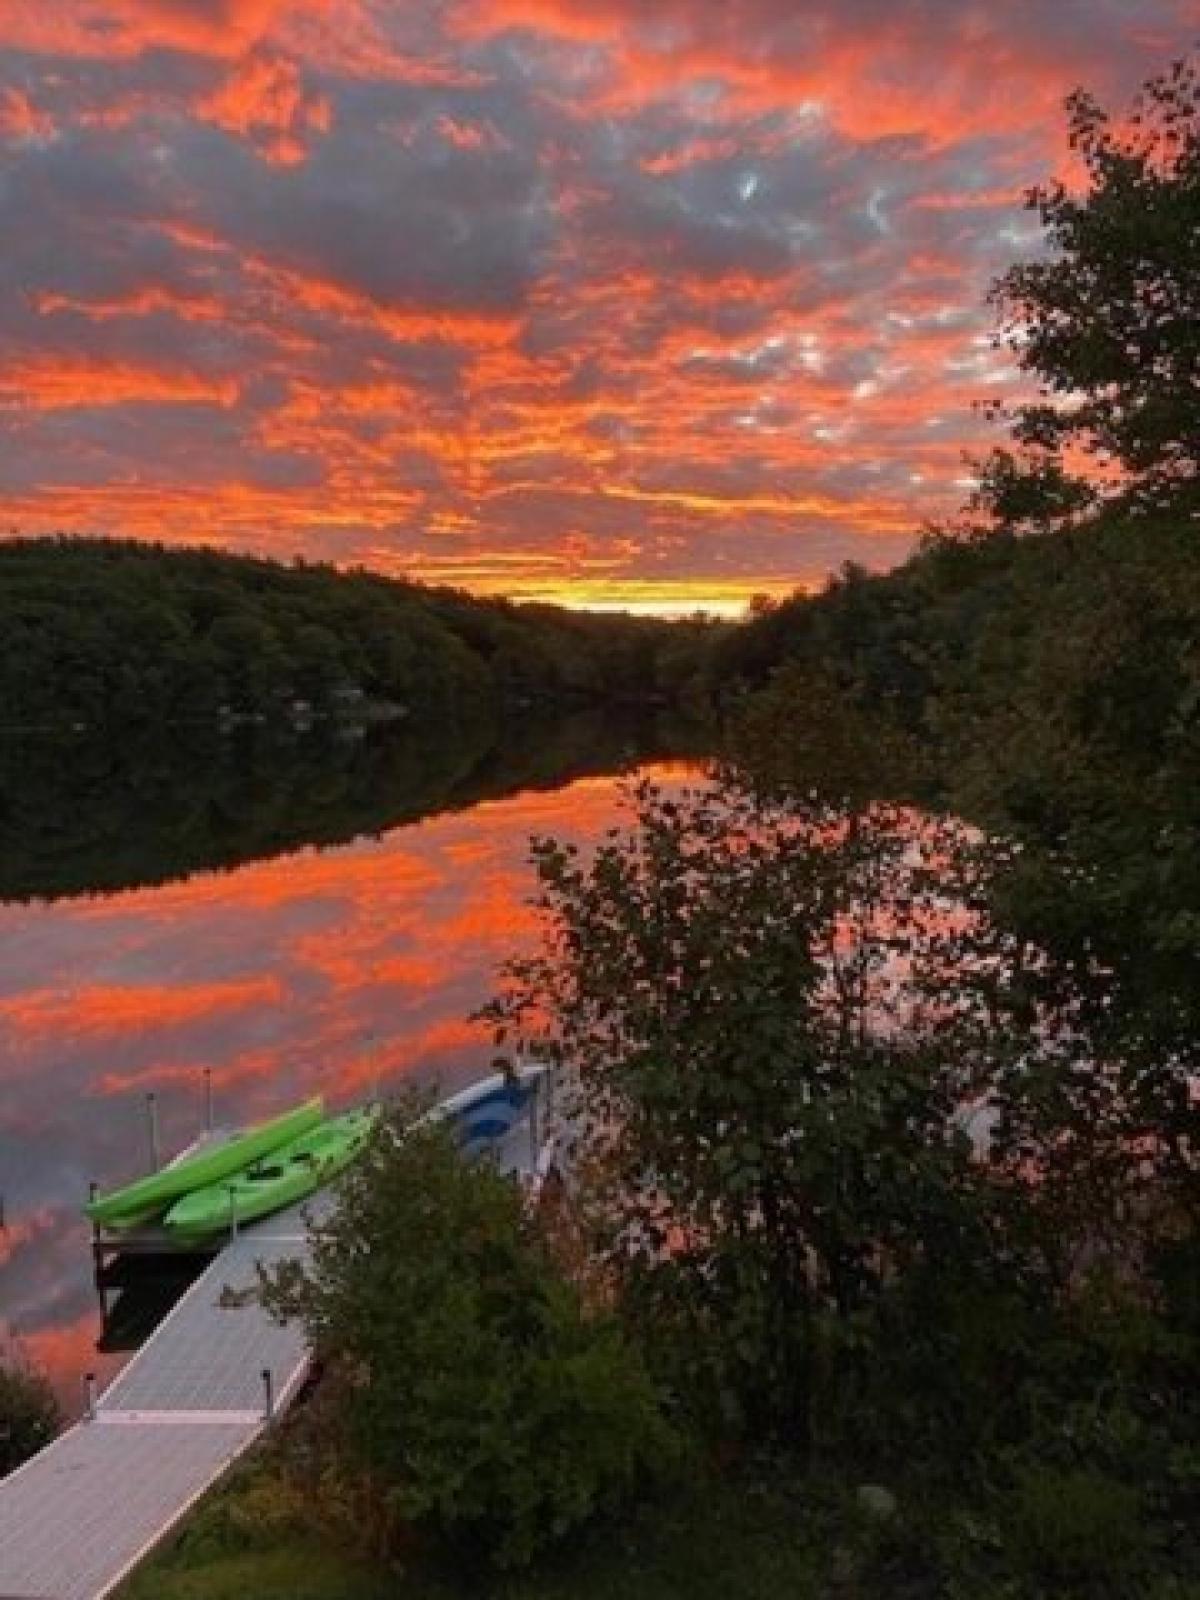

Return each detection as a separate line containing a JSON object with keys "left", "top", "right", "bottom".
{"left": 463, "top": 1115, "right": 510, "bottom": 1143}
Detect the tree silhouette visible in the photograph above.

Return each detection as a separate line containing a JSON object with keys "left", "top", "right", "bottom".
{"left": 973, "top": 57, "right": 1200, "bottom": 529}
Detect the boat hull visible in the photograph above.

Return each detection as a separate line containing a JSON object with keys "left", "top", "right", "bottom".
{"left": 86, "top": 1097, "right": 325, "bottom": 1228}
{"left": 164, "top": 1106, "right": 379, "bottom": 1239}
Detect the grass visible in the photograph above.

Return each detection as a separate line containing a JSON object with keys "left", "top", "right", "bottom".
{"left": 116, "top": 1430, "right": 1200, "bottom": 1600}
{"left": 120, "top": 1543, "right": 389, "bottom": 1600}
{"left": 115, "top": 1468, "right": 388, "bottom": 1600}
{"left": 116, "top": 1445, "right": 833, "bottom": 1600}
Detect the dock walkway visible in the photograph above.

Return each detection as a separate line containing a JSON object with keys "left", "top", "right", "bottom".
{"left": 0, "top": 1102, "right": 540, "bottom": 1600}
{"left": 0, "top": 1199, "right": 317, "bottom": 1600}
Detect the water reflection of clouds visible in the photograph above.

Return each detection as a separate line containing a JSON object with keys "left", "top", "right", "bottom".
{"left": 0, "top": 766, "right": 685, "bottom": 1405}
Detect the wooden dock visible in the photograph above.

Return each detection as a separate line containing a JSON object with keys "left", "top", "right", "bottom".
{"left": 0, "top": 1086, "right": 544, "bottom": 1600}
{"left": 0, "top": 1198, "right": 317, "bottom": 1600}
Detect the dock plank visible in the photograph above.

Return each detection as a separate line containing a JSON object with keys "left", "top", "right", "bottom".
{"left": 0, "top": 1208, "right": 309, "bottom": 1600}
{"left": 0, "top": 1420, "right": 256, "bottom": 1600}
{"left": 100, "top": 1236, "right": 309, "bottom": 1416}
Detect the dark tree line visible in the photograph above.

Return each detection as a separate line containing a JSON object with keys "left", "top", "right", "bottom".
{"left": 0, "top": 538, "right": 717, "bottom": 733}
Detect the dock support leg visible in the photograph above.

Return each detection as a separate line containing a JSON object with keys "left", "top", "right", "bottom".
{"left": 529, "top": 1069, "right": 539, "bottom": 1172}
{"left": 83, "top": 1371, "right": 97, "bottom": 1421}
{"left": 146, "top": 1093, "right": 161, "bottom": 1172}
{"left": 90, "top": 1186, "right": 110, "bottom": 1303}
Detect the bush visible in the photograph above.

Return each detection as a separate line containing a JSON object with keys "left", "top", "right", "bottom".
{"left": 262, "top": 1107, "right": 678, "bottom": 1569}
{"left": 1002, "top": 1465, "right": 1145, "bottom": 1593}
{"left": 0, "top": 1347, "right": 60, "bottom": 1477}
{"left": 486, "top": 779, "right": 1035, "bottom": 1447}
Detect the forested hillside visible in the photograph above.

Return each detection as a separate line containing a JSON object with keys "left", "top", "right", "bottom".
{"left": 0, "top": 538, "right": 713, "bottom": 731}
{"left": 719, "top": 511, "right": 1197, "bottom": 782}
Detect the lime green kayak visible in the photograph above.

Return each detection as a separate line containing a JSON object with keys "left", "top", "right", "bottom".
{"left": 163, "top": 1105, "right": 380, "bottom": 1239}
{"left": 86, "top": 1097, "right": 325, "bottom": 1229}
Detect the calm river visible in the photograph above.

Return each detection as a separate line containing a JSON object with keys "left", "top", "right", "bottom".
{"left": 0, "top": 715, "right": 699, "bottom": 1412}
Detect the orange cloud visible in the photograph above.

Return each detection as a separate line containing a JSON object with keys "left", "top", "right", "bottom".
{"left": 242, "top": 257, "right": 525, "bottom": 346}
{"left": 448, "top": 0, "right": 1081, "bottom": 145}
{"left": 0, "top": 0, "right": 296, "bottom": 61}
{"left": 0, "top": 0, "right": 1183, "bottom": 608}
{"left": 640, "top": 136, "right": 745, "bottom": 175}
{"left": 0, "top": 359, "right": 238, "bottom": 411}
{"left": 35, "top": 287, "right": 228, "bottom": 323}
{"left": 435, "top": 114, "right": 508, "bottom": 151}
{"left": 198, "top": 49, "right": 332, "bottom": 164}
{"left": 0, "top": 85, "right": 55, "bottom": 142}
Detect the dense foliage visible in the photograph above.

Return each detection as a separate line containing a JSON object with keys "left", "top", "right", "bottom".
{"left": 490, "top": 789, "right": 993, "bottom": 1443}
{"left": 974, "top": 57, "right": 1200, "bottom": 528}
{"left": 0, "top": 538, "right": 713, "bottom": 732}
{"left": 261, "top": 1108, "right": 676, "bottom": 1570}
{"left": 487, "top": 773, "right": 1195, "bottom": 1594}
{"left": 720, "top": 516, "right": 1199, "bottom": 1046}
{"left": 0, "top": 1347, "right": 60, "bottom": 1478}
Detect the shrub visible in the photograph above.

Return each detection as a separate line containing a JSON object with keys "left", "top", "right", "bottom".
{"left": 486, "top": 778, "right": 1026, "bottom": 1447}
{"left": 0, "top": 1346, "right": 60, "bottom": 1477}
{"left": 1002, "top": 1465, "right": 1145, "bottom": 1593}
{"left": 262, "top": 1107, "right": 678, "bottom": 1569}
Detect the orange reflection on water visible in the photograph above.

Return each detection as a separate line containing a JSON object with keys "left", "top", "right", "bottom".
{"left": 0, "top": 975, "right": 287, "bottom": 1049}
{"left": 0, "top": 764, "right": 690, "bottom": 1409}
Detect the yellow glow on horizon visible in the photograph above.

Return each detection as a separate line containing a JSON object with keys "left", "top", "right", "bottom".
{"left": 430, "top": 576, "right": 817, "bottom": 621}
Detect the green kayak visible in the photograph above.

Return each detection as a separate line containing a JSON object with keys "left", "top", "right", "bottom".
{"left": 86, "top": 1097, "right": 325, "bottom": 1229}
{"left": 163, "top": 1105, "right": 380, "bottom": 1240}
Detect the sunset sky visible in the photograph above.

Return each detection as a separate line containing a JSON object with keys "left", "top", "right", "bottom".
{"left": 0, "top": 2, "right": 1194, "bottom": 614}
